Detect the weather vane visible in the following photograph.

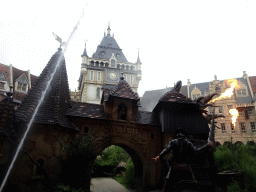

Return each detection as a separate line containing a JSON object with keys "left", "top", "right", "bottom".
{"left": 52, "top": 32, "right": 66, "bottom": 47}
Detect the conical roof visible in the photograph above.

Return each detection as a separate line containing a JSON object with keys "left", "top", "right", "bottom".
{"left": 16, "top": 48, "right": 77, "bottom": 130}
{"left": 136, "top": 52, "right": 142, "bottom": 64}
{"left": 92, "top": 34, "right": 128, "bottom": 62}
{"left": 81, "top": 42, "right": 88, "bottom": 57}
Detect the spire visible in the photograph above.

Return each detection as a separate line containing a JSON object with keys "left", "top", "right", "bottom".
{"left": 16, "top": 48, "right": 77, "bottom": 129}
{"left": 82, "top": 41, "right": 88, "bottom": 57}
{"left": 136, "top": 49, "right": 142, "bottom": 64}
{"left": 107, "top": 22, "right": 111, "bottom": 36}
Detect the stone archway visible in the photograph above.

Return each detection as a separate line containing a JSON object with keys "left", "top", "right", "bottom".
{"left": 90, "top": 138, "right": 146, "bottom": 190}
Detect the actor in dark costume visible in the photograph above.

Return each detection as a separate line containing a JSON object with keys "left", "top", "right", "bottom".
{"left": 152, "top": 128, "right": 214, "bottom": 191}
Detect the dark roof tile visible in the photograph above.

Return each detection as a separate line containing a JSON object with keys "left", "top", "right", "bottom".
{"left": 15, "top": 48, "right": 77, "bottom": 130}
{"left": 92, "top": 35, "right": 128, "bottom": 63}
{"left": 66, "top": 102, "right": 105, "bottom": 119}
{"left": 110, "top": 78, "right": 140, "bottom": 100}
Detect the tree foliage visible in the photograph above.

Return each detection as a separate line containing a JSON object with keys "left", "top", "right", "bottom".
{"left": 94, "top": 145, "right": 129, "bottom": 167}
{"left": 214, "top": 141, "right": 256, "bottom": 192}
{"left": 59, "top": 134, "right": 94, "bottom": 191}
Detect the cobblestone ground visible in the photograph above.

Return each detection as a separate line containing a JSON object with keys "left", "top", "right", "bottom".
{"left": 90, "top": 178, "right": 161, "bottom": 192}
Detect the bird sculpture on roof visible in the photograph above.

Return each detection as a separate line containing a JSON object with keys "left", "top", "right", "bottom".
{"left": 171, "top": 81, "right": 182, "bottom": 92}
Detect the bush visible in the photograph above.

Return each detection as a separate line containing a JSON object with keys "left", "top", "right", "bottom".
{"left": 59, "top": 134, "right": 93, "bottom": 191}
{"left": 93, "top": 145, "right": 129, "bottom": 177}
{"left": 112, "top": 157, "right": 135, "bottom": 189}
{"left": 124, "top": 158, "right": 135, "bottom": 188}
{"left": 214, "top": 142, "right": 256, "bottom": 191}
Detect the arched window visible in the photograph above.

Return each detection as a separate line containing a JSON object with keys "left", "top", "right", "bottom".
{"left": 111, "top": 60, "right": 115, "bottom": 67}
{"left": 35, "top": 159, "right": 44, "bottom": 176}
{"left": 90, "top": 61, "right": 94, "bottom": 66}
{"left": 126, "top": 65, "right": 129, "bottom": 70}
{"left": 118, "top": 103, "right": 127, "bottom": 120}
{"left": 96, "top": 87, "right": 100, "bottom": 99}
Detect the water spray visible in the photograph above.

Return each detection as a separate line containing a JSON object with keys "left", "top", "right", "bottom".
{"left": 0, "top": 4, "right": 87, "bottom": 191}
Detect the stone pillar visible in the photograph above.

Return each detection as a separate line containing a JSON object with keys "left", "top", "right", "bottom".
{"left": 28, "top": 70, "right": 31, "bottom": 89}
{"left": 9, "top": 64, "right": 13, "bottom": 91}
{"left": 187, "top": 79, "right": 191, "bottom": 98}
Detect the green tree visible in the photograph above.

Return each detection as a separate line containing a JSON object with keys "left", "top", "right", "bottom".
{"left": 95, "top": 145, "right": 129, "bottom": 167}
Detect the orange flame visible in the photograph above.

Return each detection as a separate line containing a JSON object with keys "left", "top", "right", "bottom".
{"left": 229, "top": 109, "right": 239, "bottom": 127}
{"left": 210, "top": 79, "right": 240, "bottom": 103}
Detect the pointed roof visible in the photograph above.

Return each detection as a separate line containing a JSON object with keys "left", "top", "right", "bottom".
{"left": 15, "top": 48, "right": 77, "bottom": 130}
{"left": 92, "top": 27, "right": 128, "bottom": 62}
{"left": 136, "top": 51, "right": 142, "bottom": 64}
{"left": 81, "top": 42, "right": 88, "bottom": 57}
{"left": 102, "top": 77, "right": 140, "bottom": 103}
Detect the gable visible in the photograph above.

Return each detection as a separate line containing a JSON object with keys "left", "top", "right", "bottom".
{"left": 0, "top": 72, "right": 7, "bottom": 81}
{"left": 16, "top": 74, "right": 29, "bottom": 84}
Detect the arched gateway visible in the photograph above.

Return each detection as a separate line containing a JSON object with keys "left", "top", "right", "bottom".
{"left": 66, "top": 76, "right": 163, "bottom": 190}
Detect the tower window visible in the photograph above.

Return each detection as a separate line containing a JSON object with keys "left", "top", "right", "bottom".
{"left": 118, "top": 103, "right": 127, "bottom": 120}
{"left": 97, "top": 71, "right": 101, "bottom": 81}
{"left": 231, "top": 123, "right": 236, "bottom": 134}
{"left": 248, "top": 108, "right": 253, "bottom": 115}
{"left": 221, "top": 123, "right": 226, "bottom": 134}
{"left": 250, "top": 122, "right": 256, "bottom": 133}
{"left": 83, "top": 126, "right": 89, "bottom": 134}
{"left": 240, "top": 122, "right": 246, "bottom": 133}
{"left": 90, "top": 71, "right": 94, "bottom": 81}
{"left": 111, "top": 60, "right": 115, "bottom": 67}
{"left": 17, "top": 82, "right": 27, "bottom": 92}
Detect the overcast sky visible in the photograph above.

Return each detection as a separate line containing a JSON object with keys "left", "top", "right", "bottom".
{"left": 1, "top": 0, "right": 256, "bottom": 97}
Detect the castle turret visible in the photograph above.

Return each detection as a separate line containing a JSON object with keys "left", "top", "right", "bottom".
{"left": 81, "top": 42, "right": 89, "bottom": 65}
{"left": 107, "top": 23, "right": 111, "bottom": 36}
{"left": 136, "top": 50, "right": 142, "bottom": 81}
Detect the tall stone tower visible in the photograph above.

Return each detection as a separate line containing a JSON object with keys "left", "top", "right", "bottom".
{"left": 77, "top": 24, "right": 142, "bottom": 104}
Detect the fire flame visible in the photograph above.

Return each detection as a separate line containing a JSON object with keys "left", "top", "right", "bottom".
{"left": 209, "top": 79, "right": 240, "bottom": 127}
{"left": 210, "top": 79, "right": 240, "bottom": 103}
{"left": 229, "top": 109, "right": 239, "bottom": 127}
